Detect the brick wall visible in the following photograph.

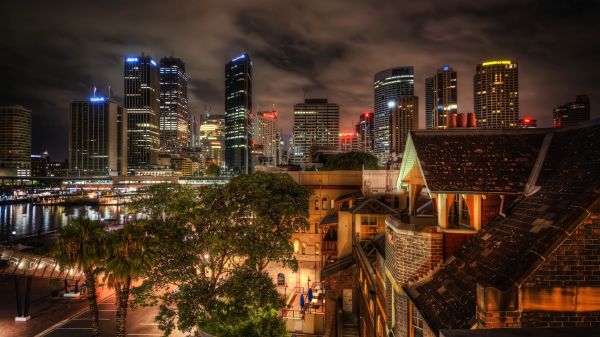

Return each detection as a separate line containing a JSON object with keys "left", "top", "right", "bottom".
{"left": 521, "top": 311, "right": 600, "bottom": 328}
{"left": 388, "top": 225, "right": 443, "bottom": 286}
{"left": 477, "top": 308, "right": 521, "bottom": 329}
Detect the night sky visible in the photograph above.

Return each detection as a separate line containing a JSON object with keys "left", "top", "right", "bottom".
{"left": 2, "top": 0, "right": 599, "bottom": 160}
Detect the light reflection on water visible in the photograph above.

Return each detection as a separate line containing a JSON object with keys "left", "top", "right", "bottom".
{"left": 0, "top": 203, "right": 127, "bottom": 241}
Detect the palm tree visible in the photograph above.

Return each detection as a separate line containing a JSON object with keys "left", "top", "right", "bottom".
{"left": 105, "top": 223, "right": 154, "bottom": 337}
{"left": 53, "top": 217, "right": 107, "bottom": 337}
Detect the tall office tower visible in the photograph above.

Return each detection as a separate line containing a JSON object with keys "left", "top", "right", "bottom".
{"left": 356, "top": 112, "right": 374, "bottom": 153}
{"left": 124, "top": 54, "right": 160, "bottom": 169}
{"left": 391, "top": 96, "right": 418, "bottom": 159}
{"left": 225, "top": 53, "right": 253, "bottom": 174}
{"left": 159, "top": 57, "right": 189, "bottom": 152}
{"left": 0, "top": 106, "right": 31, "bottom": 176}
{"left": 198, "top": 113, "right": 225, "bottom": 169}
{"left": 69, "top": 96, "right": 127, "bottom": 176}
{"left": 425, "top": 66, "right": 458, "bottom": 129}
{"left": 373, "top": 67, "right": 414, "bottom": 165}
{"left": 291, "top": 98, "right": 340, "bottom": 165}
{"left": 474, "top": 60, "right": 519, "bottom": 128}
{"left": 253, "top": 110, "right": 279, "bottom": 166}
{"left": 553, "top": 94, "right": 591, "bottom": 127}
{"left": 339, "top": 131, "right": 362, "bottom": 153}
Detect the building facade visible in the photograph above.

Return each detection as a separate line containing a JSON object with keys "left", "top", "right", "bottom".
{"left": 159, "top": 57, "right": 189, "bottom": 152}
{"left": 198, "top": 113, "right": 225, "bottom": 170}
{"left": 124, "top": 54, "right": 161, "bottom": 168}
{"left": 225, "top": 53, "right": 253, "bottom": 175}
{"left": 356, "top": 112, "right": 374, "bottom": 153}
{"left": 0, "top": 105, "right": 31, "bottom": 176}
{"left": 291, "top": 98, "right": 340, "bottom": 165}
{"left": 425, "top": 66, "right": 457, "bottom": 129}
{"left": 552, "top": 94, "right": 590, "bottom": 127}
{"left": 373, "top": 67, "right": 414, "bottom": 166}
{"left": 69, "top": 97, "right": 127, "bottom": 176}
{"left": 253, "top": 110, "right": 279, "bottom": 166}
{"left": 474, "top": 60, "right": 519, "bottom": 128}
{"left": 390, "top": 96, "right": 418, "bottom": 160}
{"left": 339, "top": 131, "right": 362, "bottom": 153}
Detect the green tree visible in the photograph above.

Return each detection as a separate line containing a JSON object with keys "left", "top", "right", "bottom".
{"left": 53, "top": 217, "right": 107, "bottom": 337}
{"left": 131, "top": 173, "right": 309, "bottom": 337}
{"left": 205, "top": 163, "right": 221, "bottom": 177}
{"left": 322, "top": 151, "right": 379, "bottom": 170}
{"left": 105, "top": 223, "right": 156, "bottom": 337}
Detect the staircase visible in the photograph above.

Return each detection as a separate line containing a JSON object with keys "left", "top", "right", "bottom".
{"left": 341, "top": 312, "right": 359, "bottom": 337}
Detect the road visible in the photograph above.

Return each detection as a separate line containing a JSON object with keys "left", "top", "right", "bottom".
{"left": 41, "top": 293, "right": 185, "bottom": 337}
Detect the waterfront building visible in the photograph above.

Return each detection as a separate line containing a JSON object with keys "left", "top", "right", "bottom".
{"left": 225, "top": 53, "right": 253, "bottom": 175}
{"left": 425, "top": 66, "right": 457, "bottom": 129}
{"left": 373, "top": 67, "right": 414, "bottom": 165}
{"left": 474, "top": 60, "right": 519, "bottom": 128}
{"left": 159, "top": 56, "right": 190, "bottom": 152}
{"left": 69, "top": 96, "right": 127, "bottom": 176}
{"left": 291, "top": 98, "right": 340, "bottom": 165}
{"left": 552, "top": 94, "right": 590, "bottom": 127}
{"left": 0, "top": 105, "right": 31, "bottom": 176}
{"left": 124, "top": 54, "right": 161, "bottom": 168}
{"left": 253, "top": 110, "right": 279, "bottom": 166}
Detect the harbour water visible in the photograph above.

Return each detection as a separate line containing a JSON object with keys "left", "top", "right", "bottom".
{"left": 0, "top": 203, "right": 127, "bottom": 241}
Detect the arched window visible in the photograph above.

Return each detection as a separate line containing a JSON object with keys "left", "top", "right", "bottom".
{"left": 322, "top": 198, "right": 328, "bottom": 210}
{"left": 277, "top": 273, "right": 285, "bottom": 286}
{"left": 293, "top": 239, "right": 300, "bottom": 254}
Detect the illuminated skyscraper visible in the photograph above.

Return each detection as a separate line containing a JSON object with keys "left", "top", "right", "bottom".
{"left": 0, "top": 105, "right": 31, "bottom": 176}
{"left": 159, "top": 57, "right": 189, "bottom": 152}
{"left": 292, "top": 98, "right": 339, "bottom": 165}
{"left": 553, "top": 94, "right": 590, "bottom": 127}
{"left": 198, "top": 113, "right": 225, "bottom": 169}
{"left": 373, "top": 67, "right": 414, "bottom": 165}
{"left": 253, "top": 110, "right": 279, "bottom": 166}
{"left": 391, "top": 96, "right": 418, "bottom": 158}
{"left": 474, "top": 60, "right": 519, "bottom": 128}
{"left": 339, "top": 131, "right": 362, "bottom": 153}
{"left": 69, "top": 96, "right": 127, "bottom": 176}
{"left": 225, "top": 53, "right": 252, "bottom": 174}
{"left": 425, "top": 66, "right": 457, "bottom": 129}
{"left": 124, "top": 54, "right": 160, "bottom": 168}
{"left": 356, "top": 112, "right": 374, "bottom": 153}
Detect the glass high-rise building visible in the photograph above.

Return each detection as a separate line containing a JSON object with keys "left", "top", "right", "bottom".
{"left": 225, "top": 53, "right": 252, "bottom": 175}
{"left": 553, "top": 94, "right": 590, "bottom": 128}
{"left": 425, "top": 66, "right": 457, "bottom": 129}
{"left": 291, "top": 98, "right": 339, "bottom": 165}
{"left": 198, "top": 113, "right": 225, "bottom": 170}
{"left": 356, "top": 112, "right": 374, "bottom": 153}
{"left": 159, "top": 57, "right": 189, "bottom": 152}
{"left": 0, "top": 105, "right": 31, "bottom": 176}
{"left": 69, "top": 96, "right": 127, "bottom": 176}
{"left": 373, "top": 67, "right": 414, "bottom": 166}
{"left": 124, "top": 54, "right": 160, "bottom": 168}
{"left": 391, "top": 96, "right": 418, "bottom": 158}
{"left": 474, "top": 60, "right": 519, "bottom": 128}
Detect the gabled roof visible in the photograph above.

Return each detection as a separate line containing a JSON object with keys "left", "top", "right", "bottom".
{"left": 405, "top": 128, "right": 548, "bottom": 193}
{"left": 351, "top": 198, "right": 397, "bottom": 215}
{"left": 406, "top": 120, "right": 600, "bottom": 333}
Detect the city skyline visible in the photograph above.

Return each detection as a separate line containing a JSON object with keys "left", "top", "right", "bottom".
{"left": 1, "top": 1, "right": 599, "bottom": 160}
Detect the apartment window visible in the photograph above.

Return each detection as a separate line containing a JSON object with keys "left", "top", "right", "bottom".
{"left": 448, "top": 194, "right": 471, "bottom": 229}
{"left": 314, "top": 199, "right": 319, "bottom": 210}
{"left": 330, "top": 199, "right": 335, "bottom": 210}
{"left": 322, "top": 198, "right": 328, "bottom": 210}
{"left": 293, "top": 239, "right": 300, "bottom": 254}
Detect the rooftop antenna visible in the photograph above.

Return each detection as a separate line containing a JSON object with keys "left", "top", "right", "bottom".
{"left": 93, "top": 86, "right": 97, "bottom": 98}
{"left": 272, "top": 103, "right": 276, "bottom": 112}
{"left": 108, "top": 85, "right": 112, "bottom": 99}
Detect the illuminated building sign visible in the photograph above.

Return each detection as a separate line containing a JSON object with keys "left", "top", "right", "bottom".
{"left": 150, "top": 60, "right": 157, "bottom": 66}
{"left": 90, "top": 97, "right": 106, "bottom": 102}
{"left": 126, "top": 57, "right": 139, "bottom": 62}
{"left": 339, "top": 132, "right": 356, "bottom": 138}
{"left": 231, "top": 54, "right": 246, "bottom": 62}
{"left": 482, "top": 60, "right": 513, "bottom": 66}
{"left": 442, "top": 66, "right": 449, "bottom": 71}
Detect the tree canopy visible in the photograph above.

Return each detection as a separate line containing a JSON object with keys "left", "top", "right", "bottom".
{"left": 322, "top": 151, "right": 379, "bottom": 170}
{"left": 130, "top": 172, "right": 311, "bottom": 337}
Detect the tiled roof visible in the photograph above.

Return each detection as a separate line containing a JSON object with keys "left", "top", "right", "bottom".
{"left": 407, "top": 121, "right": 600, "bottom": 333}
{"left": 410, "top": 129, "right": 546, "bottom": 193}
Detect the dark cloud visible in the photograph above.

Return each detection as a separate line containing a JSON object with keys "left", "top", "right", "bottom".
{"left": 1, "top": 0, "right": 599, "bottom": 159}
